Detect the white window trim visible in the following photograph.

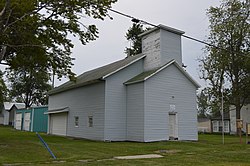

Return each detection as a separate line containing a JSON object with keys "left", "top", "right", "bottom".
{"left": 74, "top": 116, "right": 79, "bottom": 128}
{"left": 88, "top": 116, "right": 93, "bottom": 128}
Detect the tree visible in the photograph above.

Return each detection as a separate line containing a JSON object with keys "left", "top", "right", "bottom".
{"left": 6, "top": 52, "right": 52, "bottom": 108}
{"left": 200, "top": 0, "right": 250, "bottom": 132}
{"left": 198, "top": 88, "right": 231, "bottom": 118}
{"left": 0, "top": 0, "right": 117, "bottom": 78}
{"left": 0, "top": 70, "right": 8, "bottom": 105}
{"left": 197, "top": 90, "right": 210, "bottom": 118}
{"left": 125, "top": 23, "right": 146, "bottom": 56}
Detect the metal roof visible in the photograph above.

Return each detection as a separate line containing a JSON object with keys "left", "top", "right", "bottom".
{"left": 3, "top": 102, "right": 25, "bottom": 110}
{"left": 48, "top": 54, "right": 145, "bottom": 95}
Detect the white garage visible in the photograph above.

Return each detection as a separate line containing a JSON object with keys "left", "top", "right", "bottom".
{"left": 15, "top": 113, "right": 22, "bottom": 130}
{"left": 48, "top": 110, "right": 68, "bottom": 136}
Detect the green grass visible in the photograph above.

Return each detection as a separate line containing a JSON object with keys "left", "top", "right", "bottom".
{"left": 1, "top": 125, "right": 250, "bottom": 165}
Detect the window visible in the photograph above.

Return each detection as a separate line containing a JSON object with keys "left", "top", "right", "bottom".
{"left": 74, "top": 116, "right": 79, "bottom": 127}
{"left": 218, "top": 121, "right": 223, "bottom": 132}
{"left": 224, "top": 121, "right": 229, "bottom": 132}
{"left": 88, "top": 116, "right": 93, "bottom": 127}
{"left": 213, "top": 120, "right": 229, "bottom": 133}
{"left": 212, "top": 121, "right": 218, "bottom": 132}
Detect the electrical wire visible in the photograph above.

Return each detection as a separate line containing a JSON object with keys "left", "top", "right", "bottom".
{"left": 107, "top": 8, "right": 249, "bottom": 56}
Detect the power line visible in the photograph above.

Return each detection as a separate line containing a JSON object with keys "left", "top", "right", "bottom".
{"left": 108, "top": 8, "right": 213, "bottom": 45}
{"left": 108, "top": 8, "right": 249, "bottom": 56}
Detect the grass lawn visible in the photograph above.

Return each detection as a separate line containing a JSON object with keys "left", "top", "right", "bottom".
{"left": 1, "top": 126, "right": 250, "bottom": 165}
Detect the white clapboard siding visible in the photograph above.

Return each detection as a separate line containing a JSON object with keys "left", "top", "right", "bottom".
{"left": 142, "top": 29, "right": 161, "bottom": 71}
{"left": 3, "top": 110, "right": 9, "bottom": 125}
{"left": 126, "top": 82, "right": 145, "bottom": 142}
{"left": 142, "top": 26, "right": 183, "bottom": 71}
{"left": 160, "top": 30, "right": 182, "bottom": 66}
{"left": 144, "top": 64, "right": 198, "bottom": 142}
{"left": 49, "top": 82, "right": 105, "bottom": 140}
{"left": 104, "top": 60, "right": 143, "bottom": 141}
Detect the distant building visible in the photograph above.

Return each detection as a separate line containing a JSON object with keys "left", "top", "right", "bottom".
{"left": 211, "top": 113, "right": 230, "bottom": 133}
{"left": 198, "top": 118, "right": 211, "bottom": 133}
{"left": 0, "top": 102, "right": 25, "bottom": 126}
{"left": 230, "top": 104, "right": 250, "bottom": 134}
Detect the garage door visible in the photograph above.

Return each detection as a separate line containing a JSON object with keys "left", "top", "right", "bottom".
{"left": 15, "top": 113, "right": 22, "bottom": 130}
{"left": 23, "top": 112, "right": 31, "bottom": 131}
{"left": 50, "top": 113, "right": 67, "bottom": 136}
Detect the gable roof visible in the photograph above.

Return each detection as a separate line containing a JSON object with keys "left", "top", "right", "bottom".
{"left": 49, "top": 54, "right": 145, "bottom": 95}
{"left": 124, "top": 60, "right": 200, "bottom": 88}
{"left": 3, "top": 102, "right": 25, "bottom": 111}
{"left": 14, "top": 103, "right": 26, "bottom": 109}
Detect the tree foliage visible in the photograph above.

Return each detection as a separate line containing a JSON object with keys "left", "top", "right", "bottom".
{"left": 0, "top": 0, "right": 117, "bottom": 78}
{"left": 200, "top": 0, "right": 250, "bottom": 121}
{"left": 125, "top": 23, "right": 146, "bottom": 56}
{"left": 0, "top": 0, "right": 117, "bottom": 107}
{"left": 197, "top": 90, "right": 210, "bottom": 118}
{"left": 0, "top": 70, "right": 8, "bottom": 105}
{"left": 6, "top": 53, "right": 52, "bottom": 108}
{"left": 197, "top": 88, "right": 230, "bottom": 118}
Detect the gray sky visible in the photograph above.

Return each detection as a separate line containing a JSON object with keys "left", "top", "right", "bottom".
{"left": 55, "top": 0, "right": 221, "bottom": 87}
{"left": 1, "top": 1, "right": 221, "bottom": 87}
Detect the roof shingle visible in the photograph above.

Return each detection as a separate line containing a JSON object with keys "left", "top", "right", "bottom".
{"left": 49, "top": 54, "right": 145, "bottom": 95}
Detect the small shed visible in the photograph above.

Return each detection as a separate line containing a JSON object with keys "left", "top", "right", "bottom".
{"left": 9, "top": 103, "right": 26, "bottom": 126}
{"left": 1, "top": 102, "right": 25, "bottom": 125}
{"left": 15, "top": 106, "right": 48, "bottom": 132}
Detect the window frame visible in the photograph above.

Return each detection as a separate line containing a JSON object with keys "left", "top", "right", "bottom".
{"left": 74, "top": 116, "right": 79, "bottom": 127}
{"left": 88, "top": 116, "right": 93, "bottom": 127}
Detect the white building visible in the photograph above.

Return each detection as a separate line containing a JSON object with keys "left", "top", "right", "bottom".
{"left": 0, "top": 102, "right": 25, "bottom": 125}
{"left": 48, "top": 25, "right": 200, "bottom": 142}
{"left": 230, "top": 104, "right": 250, "bottom": 134}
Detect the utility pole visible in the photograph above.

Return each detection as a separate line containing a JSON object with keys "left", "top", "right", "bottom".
{"left": 221, "top": 84, "right": 224, "bottom": 145}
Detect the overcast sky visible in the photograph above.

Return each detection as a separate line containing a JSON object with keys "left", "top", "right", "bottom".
{"left": 1, "top": 0, "right": 221, "bottom": 87}
{"left": 56, "top": 0, "right": 221, "bottom": 87}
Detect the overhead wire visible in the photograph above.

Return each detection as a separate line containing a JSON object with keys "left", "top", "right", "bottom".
{"left": 107, "top": 8, "right": 249, "bottom": 57}
{"left": 1, "top": 2, "right": 249, "bottom": 68}
{"left": 108, "top": 8, "right": 214, "bottom": 45}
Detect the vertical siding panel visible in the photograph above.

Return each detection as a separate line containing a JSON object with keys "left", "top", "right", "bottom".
{"left": 104, "top": 60, "right": 143, "bottom": 141}
{"left": 144, "top": 64, "right": 198, "bottom": 142}
{"left": 48, "top": 82, "right": 105, "bottom": 140}
{"left": 126, "top": 83, "right": 144, "bottom": 142}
